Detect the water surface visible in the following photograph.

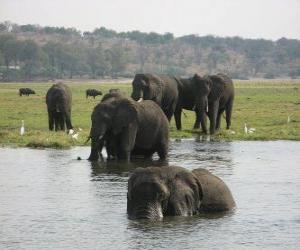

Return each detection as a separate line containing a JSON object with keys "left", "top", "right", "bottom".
{"left": 0, "top": 140, "right": 300, "bottom": 249}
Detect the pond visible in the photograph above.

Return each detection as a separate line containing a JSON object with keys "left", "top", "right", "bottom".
{"left": 0, "top": 140, "right": 300, "bottom": 249}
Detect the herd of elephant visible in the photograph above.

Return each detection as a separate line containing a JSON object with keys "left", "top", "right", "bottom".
{"left": 24, "top": 73, "right": 236, "bottom": 220}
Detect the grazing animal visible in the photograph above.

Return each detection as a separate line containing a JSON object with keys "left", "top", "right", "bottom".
{"left": 127, "top": 166, "right": 236, "bottom": 220}
{"left": 46, "top": 82, "right": 73, "bottom": 132}
{"left": 19, "top": 88, "right": 36, "bottom": 96}
{"left": 86, "top": 89, "right": 102, "bottom": 99}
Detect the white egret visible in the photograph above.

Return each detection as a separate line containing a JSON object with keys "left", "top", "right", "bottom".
{"left": 244, "top": 123, "right": 248, "bottom": 134}
{"left": 20, "top": 120, "right": 25, "bottom": 135}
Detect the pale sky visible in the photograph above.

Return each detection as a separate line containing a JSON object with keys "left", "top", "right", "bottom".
{"left": 0, "top": 0, "right": 299, "bottom": 40}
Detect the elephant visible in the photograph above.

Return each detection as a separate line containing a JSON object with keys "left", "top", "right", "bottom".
{"left": 101, "top": 88, "right": 122, "bottom": 103}
{"left": 86, "top": 89, "right": 102, "bottom": 99}
{"left": 127, "top": 166, "right": 236, "bottom": 220}
{"left": 46, "top": 82, "right": 73, "bottom": 131}
{"left": 88, "top": 97, "right": 169, "bottom": 162}
{"left": 88, "top": 89, "right": 124, "bottom": 160}
{"left": 174, "top": 77, "right": 207, "bottom": 131}
{"left": 191, "top": 73, "right": 234, "bottom": 135}
{"left": 131, "top": 73, "right": 179, "bottom": 121}
{"left": 19, "top": 88, "right": 36, "bottom": 96}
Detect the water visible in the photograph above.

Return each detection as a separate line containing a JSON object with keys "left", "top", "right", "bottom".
{"left": 0, "top": 140, "right": 300, "bottom": 249}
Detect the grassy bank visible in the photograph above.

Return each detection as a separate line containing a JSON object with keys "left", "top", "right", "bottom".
{"left": 0, "top": 80, "right": 299, "bottom": 148}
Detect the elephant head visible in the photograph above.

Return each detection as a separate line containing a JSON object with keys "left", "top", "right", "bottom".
{"left": 131, "top": 74, "right": 163, "bottom": 103}
{"left": 192, "top": 74, "right": 225, "bottom": 121}
{"left": 127, "top": 166, "right": 202, "bottom": 220}
{"left": 88, "top": 98, "right": 138, "bottom": 161}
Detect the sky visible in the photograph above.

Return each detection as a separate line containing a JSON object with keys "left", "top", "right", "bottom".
{"left": 0, "top": 0, "right": 299, "bottom": 40}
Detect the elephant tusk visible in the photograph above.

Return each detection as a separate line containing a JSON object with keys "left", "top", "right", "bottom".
{"left": 206, "top": 106, "right": 209, "bottom": 113}
{"left": 137, "top": 98, "right": 143, "bottom": 102}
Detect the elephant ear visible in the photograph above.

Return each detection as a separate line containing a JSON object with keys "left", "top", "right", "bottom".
{"left": 143, "top": 74, "right": 163, "bottom": 102}
{"left": 112, "top": 99, "right": 138, "bottom": 135}
{"left": 208, "top": 74, "right": 226, "bottom": 101}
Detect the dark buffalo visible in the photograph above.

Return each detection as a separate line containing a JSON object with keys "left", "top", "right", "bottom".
{"left": 19, "top": 88, "right": 36, "bottom": 96}
{"left": 86, "top": 89, "right": 103, "bottom": 99}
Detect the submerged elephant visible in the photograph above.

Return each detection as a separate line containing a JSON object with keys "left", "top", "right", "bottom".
{"left": 127, "top": 166, "right": 236, "bottom": 220}
{"left": 46, "top": 82, "right": 73, "bottom": 131}
{"left": 88, "top": 97, "right": 169, "bottom": 161}
{"left": 131, "top": 73, "right": 179, "bottom": 121}
{"left": 19, "top": 88, "right": 36, "bottom": 96}
{"left": 86, "top": 89, "right": 102, "bottom": 99}
{"left": 191, "top": 73, "right": 234, "bottom": 135}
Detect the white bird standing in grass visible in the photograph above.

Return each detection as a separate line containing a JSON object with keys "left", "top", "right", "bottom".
{"left": 72, "top": 133, "right": 79, "bottom": 140}
{"left": 287, "top": 115, "right": 291, "bottom": 124}
{"left": 244, "top": 123, "right": 248, "bottom": 134}
{"left": 20, "top": 120, "right": 25, "bottom": 135}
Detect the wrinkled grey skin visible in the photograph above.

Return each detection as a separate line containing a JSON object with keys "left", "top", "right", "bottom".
{"left": 19, "top": 88, "right": 36, "bottom": 96}
{"left": 88, "top": 97, "right": 169, "bottom": 162}
{"left": 192, "top": 73, "right": 234, "bottom": 135}
{"left": 127, "top": 166, "right": 236, "bottom": 220}
{"left": 46, "top": 82, "right": 73, "bottom": 131}
{"left": 174, "top": 77, "right": 207, "bottom": 131}
{"left": 88, "top": 91, "right": 124, "bottom": 160}
{"left": 86, "top": 89, "right": 102, "bottom": 99}
{"left": 131, "top": 73, "right": 179, "bottom": 121}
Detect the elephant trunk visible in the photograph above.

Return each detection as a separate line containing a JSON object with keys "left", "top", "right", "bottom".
{"left": 87, "top": 126, "right": 106, "bottom": 161}
{"left": 131, "top": 89, "right": 143, "bottom": 102}
{"left": 195, "top": 97, "right": 208, "bottom": 121}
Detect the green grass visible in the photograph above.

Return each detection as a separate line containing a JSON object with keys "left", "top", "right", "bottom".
{"left": 0, "top": 80, "right": 299, "bottom": 148}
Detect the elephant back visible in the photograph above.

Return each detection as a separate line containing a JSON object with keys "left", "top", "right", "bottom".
{"left": 192, "top": 168, "right": 236, "bottom": 212}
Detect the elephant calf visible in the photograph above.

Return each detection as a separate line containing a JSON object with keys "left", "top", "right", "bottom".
{"left": 127, "top": 166, "right": 236, "bottom": 220}
{"left": 19, "top": 88, "right": 36, "bottom": 96}
{"left": 86, "top": 89, "right": 103, "bottom": 99}
{"left": 88, "top": 97, "right": 169, "bottom": 161}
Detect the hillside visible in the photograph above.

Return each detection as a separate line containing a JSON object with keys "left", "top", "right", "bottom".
{"left": 0, "top": 21, "right": 300, "bottom": 81}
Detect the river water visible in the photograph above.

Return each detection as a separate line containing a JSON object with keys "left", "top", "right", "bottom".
{"left": 0, "top": 140, "right": 299, "bottom": 249}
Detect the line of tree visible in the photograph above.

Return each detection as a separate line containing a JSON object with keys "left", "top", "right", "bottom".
{"left": 0, "top": 21, "right": 300, "bottom": 81}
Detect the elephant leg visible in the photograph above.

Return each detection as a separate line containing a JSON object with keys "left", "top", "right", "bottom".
{"left": 119, "top": 124, "right": 137, "bottom": 161}
{"left": 216, "top": 109, "right": 225, "bottom": 131}
{"left": 208, "top": 101, "right": 219, "bottom": 135}
{"left": 193, "top": 111, "right": 201, "bottom": 129}
{"left": 60, "top": 115, "right": 66, "bottom": 131}
{"left": 48, "top": 111, "right": 54, "bottom": 131}
{"left": 157, "top": 142, "right": 168, "bottom": 160}
{"left": 225, "top": 98, "right": 234, "bottom": 129}
{"left": 54, "top": 112, "right": 59, "bottom": 131}
{"left": 174, "top": 107, "right": 182, "bottom": 130}
{"left": 65, "top": 115, "right": 73, "bottom": 130}
{"left": 200, "top": 114, "right": 208, "bottom": 134}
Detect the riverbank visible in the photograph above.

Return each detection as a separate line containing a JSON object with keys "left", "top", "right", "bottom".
{"left": 0, "top": 80, "right": 299, "bottom": 148}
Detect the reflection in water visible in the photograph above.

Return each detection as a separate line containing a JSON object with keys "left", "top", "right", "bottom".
{"left": 0, "top": 140, "right": 300, "bottom": 249}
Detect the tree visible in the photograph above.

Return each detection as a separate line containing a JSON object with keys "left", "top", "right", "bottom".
{"left": 19, "top": 40, "right": 43, "bottom": 80}
{"left": 105, "top": 45, "right": 127, "bottom": 77}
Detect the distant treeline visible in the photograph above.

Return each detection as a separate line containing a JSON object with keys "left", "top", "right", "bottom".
{"left": 0, "top": 21, "right": 300, "bottom": 81}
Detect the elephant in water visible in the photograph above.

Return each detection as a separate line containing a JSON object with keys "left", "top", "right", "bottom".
{"left": 46, "top": 82, "right": 73, "bottom": 131}
{"left": 88, "top": 97, "right": 169, "bottom": 162}
{"left": 131, "top": 73, "right": 179, "bottom": 121}
{"left": 127, "top": 166, "right": 236, "bottom": 220}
